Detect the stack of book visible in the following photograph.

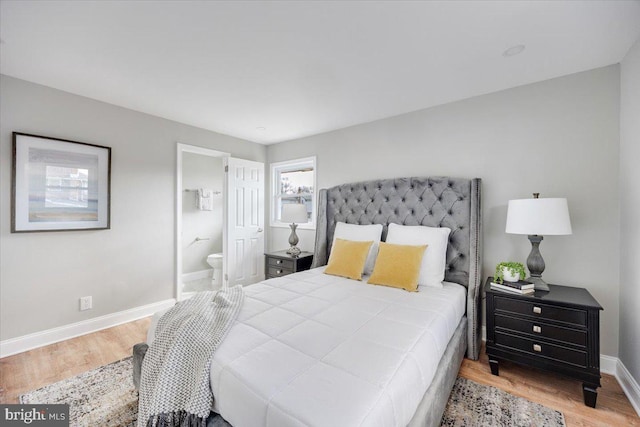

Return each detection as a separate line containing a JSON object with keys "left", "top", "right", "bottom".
{"left": 490, "top": 280, "right": 535, "bottom": 294}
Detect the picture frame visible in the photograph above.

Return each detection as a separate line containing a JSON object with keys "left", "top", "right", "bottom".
{"left": 11, "top": 132, "right": 111, "bottom": 232}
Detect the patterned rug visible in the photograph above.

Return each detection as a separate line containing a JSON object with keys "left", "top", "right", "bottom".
{"left": 21, "top": 357, "right": 565, "bottom": 427}
{"left": 441, "top": 377, "right": 566, "bottom": 426}
{"left": 20, "top": 357, "right": 137, "bottom": 427}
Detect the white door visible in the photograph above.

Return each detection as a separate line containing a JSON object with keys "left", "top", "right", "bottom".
{"left": 225, "top": 157, "right": 265, "bottom": 286}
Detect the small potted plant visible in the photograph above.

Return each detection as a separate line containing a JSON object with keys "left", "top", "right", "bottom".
{"left": 494, "top": 261, "right": 527, "bottom": 284}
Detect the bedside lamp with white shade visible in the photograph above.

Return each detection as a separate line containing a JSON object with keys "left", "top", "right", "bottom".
{"left": 505, "top": 193, "right": 572, "bottom": 291}
{"left": 281, "top": 203, "right": 308, "bottom": 256}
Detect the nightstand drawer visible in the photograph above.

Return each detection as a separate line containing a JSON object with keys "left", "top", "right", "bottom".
{"left": 495, "top": 297, "right": 587, "bottom": 326}
{"left": 495, "top": 314, "right": 587, "bottom": 347}
{"left": 495, "top": 331, "right": 587, "bottom": 367}
{"left": 267, "top": 266, "right": 293, "bottom": 277}
{"left": 267, "top": 257, "right": 294, "bottom": 270}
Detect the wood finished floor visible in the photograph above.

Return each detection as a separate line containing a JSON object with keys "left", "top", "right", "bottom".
{"left": 0, "top": 318, "right": 150, "bottom": 405}
{"left": 1, "top": 318, "right": 638, "bottom": 426}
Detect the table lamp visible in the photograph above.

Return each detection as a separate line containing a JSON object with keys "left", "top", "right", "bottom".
{"left": 505, "top": 193, "right": 572, "bottom": 291}
{"left": 281, "top": 203, "right": 308, "bottom": 256}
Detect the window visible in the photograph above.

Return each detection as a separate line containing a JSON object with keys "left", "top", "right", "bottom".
{"left": 271, "top": 157, "right": 316, "bottom": 229}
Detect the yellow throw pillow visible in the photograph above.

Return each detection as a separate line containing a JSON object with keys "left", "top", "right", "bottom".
{"left": 367, "top": 242, "right": 428, "bottom": 292}
{"left": 324, "top": 238, "right": 374, "bottom": 280}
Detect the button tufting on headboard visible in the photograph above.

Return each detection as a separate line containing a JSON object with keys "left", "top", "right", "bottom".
{"left": 314, "top": 176, "right": 478, "bottom": 288}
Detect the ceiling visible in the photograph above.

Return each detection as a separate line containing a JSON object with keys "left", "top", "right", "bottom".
{"left": 1, "top": 1, "right": 639, "bottom": 145}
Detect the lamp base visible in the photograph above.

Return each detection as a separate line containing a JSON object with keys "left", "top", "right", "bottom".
{"left": 526, "top": 235, "right": 549, "bottom": 291}
{"left": 526, "top": 276, "right": 550, "bottom": 292}
{"left": 286, "top": 246, "right": 301, "bottom": 257}
{"left": 287, "top": 223, "right": 301, "bottom": 257}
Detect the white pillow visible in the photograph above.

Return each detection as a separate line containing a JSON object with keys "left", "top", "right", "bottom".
{"left": 385, "top": 223, "right": 451, "bottom": 288}
{"left": 332, "top": 222, "right": 383, "bottom": 275}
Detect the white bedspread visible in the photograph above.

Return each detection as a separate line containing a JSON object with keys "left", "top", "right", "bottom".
{"left": 149, "top": 267, "right": 466, "bottom": 427}
{"left": 148, "top": 267, "right": 466, "bottom": 427}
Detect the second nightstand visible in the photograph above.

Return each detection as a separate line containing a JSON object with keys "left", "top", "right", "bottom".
{"left": 264, "top": 251, "right": 313, "bottom": 279}
{"left": 485, "top": 277, "right": 603, "bottom": 407}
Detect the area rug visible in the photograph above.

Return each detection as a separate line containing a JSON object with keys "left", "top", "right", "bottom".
{"left": 440, "top": 377, "right": 566, "bottom": 427}
{"left": 21, "top": 357, "right": 565, "bottom": 427}
{"left": 20, "top": 357, "right": 137, "bottom": 426}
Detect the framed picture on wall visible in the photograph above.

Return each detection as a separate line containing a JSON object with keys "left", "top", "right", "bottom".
{"left": 11, "top": 132, "right": 111, "bottom": 232}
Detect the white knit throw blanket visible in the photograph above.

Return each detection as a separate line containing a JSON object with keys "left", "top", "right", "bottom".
{"left": 137, "top": 286, "right": 244, "bottom": 427}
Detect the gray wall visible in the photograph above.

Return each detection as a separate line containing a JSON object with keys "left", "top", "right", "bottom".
{"left": 0, "top": 75, "right": 266, "bottom": 340}
{"left": 182, "top": 153, "right": 224, "bottom": 274}
{"left": 619, "top": 40, "right": 640, "bottom": 382}
{"left": 267, "top": 66, "right": 621, "bottom": 357}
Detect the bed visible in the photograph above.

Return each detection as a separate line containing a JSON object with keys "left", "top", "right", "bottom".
{"left": 137, "top": 175, "right": 482, "bottom": 427}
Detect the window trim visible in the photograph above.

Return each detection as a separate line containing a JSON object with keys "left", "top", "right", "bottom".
{"left": 270, "top": 156, "right": 316, "bottom": 230}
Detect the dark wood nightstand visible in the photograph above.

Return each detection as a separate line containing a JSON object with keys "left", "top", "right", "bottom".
{"left": 264, "top": 251, "right": 313, "bottom": 279}
{"left": 485, "top": 277, "right": 603, "bottom": 407}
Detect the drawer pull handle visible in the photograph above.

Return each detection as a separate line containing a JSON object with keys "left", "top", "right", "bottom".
{"left": 533, "top": 325, "right": 542, "bottom": 333}
{"left": 276, "top": 260, "right": 282, "bottom": 265}
{"left": 276, "top": 269, "right": 282, "bottom": 274}
{"left": 533, "top": 306, "right": 542, "bottom": 314}
{"left": 533, "top": 344, "right": 542, "bottom": 352}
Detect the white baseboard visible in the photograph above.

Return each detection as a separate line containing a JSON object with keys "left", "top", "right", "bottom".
{"left": 616, "top": 358, "right": 640, "bottom": 417}
{"left": 600, "top": 354, "right": 617, "bottom": 375}
{"left": 0, "top": 298, "right": 176, "bottom": 358}
{"left": 182, "top": 269, "right": 212, "bottom": 282}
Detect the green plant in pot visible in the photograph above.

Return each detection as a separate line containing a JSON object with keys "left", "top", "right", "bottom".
{"left": 494, "top": 261, "right": 527, "bottom": 284}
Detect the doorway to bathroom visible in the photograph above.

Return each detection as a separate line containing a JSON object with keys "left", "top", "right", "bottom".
{"left": 176, "top": 143, "right": 266, "bottom": 301}
{"left": 177, "top": 144, "right": 227, "bottom": 300}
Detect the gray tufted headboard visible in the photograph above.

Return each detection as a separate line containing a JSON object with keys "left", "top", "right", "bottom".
{"left": 311, "top": 176, "right": 482, "bottom": 360}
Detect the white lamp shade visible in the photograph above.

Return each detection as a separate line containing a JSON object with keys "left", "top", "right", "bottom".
{"left": 506, "top": 198, "right": 572, "bottom": 235}
{"left": 281, "top": 203, "right": 308, "bottom": 224}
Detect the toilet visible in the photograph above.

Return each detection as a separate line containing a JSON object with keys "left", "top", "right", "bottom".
{"left": 206, "top": 253, "right": 223, "bottom": 286}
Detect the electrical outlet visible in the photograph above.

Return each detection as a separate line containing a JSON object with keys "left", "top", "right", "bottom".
{"left": 80, "top": 296, "right": 92, "bottom": 311}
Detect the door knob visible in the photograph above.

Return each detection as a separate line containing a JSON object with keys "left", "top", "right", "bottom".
{"left": 257, "top": 228, "right": 263, "bottom": 232}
